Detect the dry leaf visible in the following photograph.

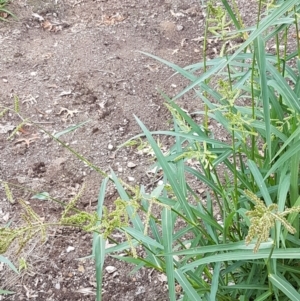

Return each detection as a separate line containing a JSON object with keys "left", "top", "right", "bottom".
{"left": 41, "top": 20, "right": 62, "bottom": 32}
{"left": 57, "top": 107, "right": 81, "bottom": 119}
{"left": 145, "top": 64, "right": 159, "bottom": 72}
{"left": 0, "top": 12, "right": 8, "bottom": 19}
{"left": 101, "top": 13, "right": 127, "bottom": 25}
{"left": 14, "top": 134, "right": 40, "bottom": 148}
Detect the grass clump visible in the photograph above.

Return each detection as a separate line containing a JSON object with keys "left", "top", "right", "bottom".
{"left": 95, "top": 0, "right": 300, "bottom": 300}
{"left": 2, "top": 0, "right": 300, "bottom": 300}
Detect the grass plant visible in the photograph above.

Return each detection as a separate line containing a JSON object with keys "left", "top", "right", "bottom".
{"left": 95, "top": 0, "right": 300, "bottom": 300}
{"left": 1, "top": 0, "right": 300, "bottom": 300}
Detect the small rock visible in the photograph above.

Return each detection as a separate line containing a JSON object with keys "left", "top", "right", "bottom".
{"left": 105, "top": 266, "right": 117, "bottom": 274}
{"left": 55, "top": 283, "right": 61, "bottom": 290}
{"left": 2, "top": 212, "right": 9, "bottom": 222}
{"left": 157, "top": 274, "right": 167, "bottom": 282}
{"left": 128, "top": 176, "right": 135, "bottom": 182}
{"left": 176, "top": 25, "right": 184, "bottom": 31}
{"left": 108, "top": 144, "right": 114, "bottom": 150}
{"left": 78, "top": 265, "right": 85, "bottom": 273}
{"left": 118, "top": 167, "right": 123, "bottom": 173}
{"left": 2, "top": 78, "right": 8, "bottom": 83}
{"left": 127, "top": 162, "right": 137, "bottom": 168}
{"left": 66, "top": 246, "right": 75, "bottom": 253}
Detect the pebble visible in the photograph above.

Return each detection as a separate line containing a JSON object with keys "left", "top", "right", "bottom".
{"left": 66, "top": 246, "right": 75, "bottom": 253}
{"left": 105, "top": 266, "right": 117, "bottom": 274}
{"left": 176, "top": 25, "right": 184, "bottom": 31}
{"left": 157, "top": 274, "right": 167, "bottom": 282}
{"left": 127, "top": 162, "right": 137, "bottom": 168}
{"left": 128, "top": 176, "right": 135, "bottom": 182}
{"left": 108, "top": 144, "right": 114, "bottom": 150}
{"left": 2, "top": 213, "right": 9, "bottom": 222}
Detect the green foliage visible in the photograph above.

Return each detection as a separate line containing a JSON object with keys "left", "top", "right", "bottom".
{"left": 95, "top": 0, "right": 300, "bottom": 300}
{"left": 2, "top": 0, "right": 300, "bottom": 300}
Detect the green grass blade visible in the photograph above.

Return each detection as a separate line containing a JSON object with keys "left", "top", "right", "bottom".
{"left": 162, "top": 207, "right": 176, "bottom": 301}
{"left": 254, "top": 291, "right": 273, "bottom": 301}
{"left": 168, "top": 240, "right": 273, "bottom": 256}
{"left": 174, "top": 269, "right": 202, "bottom": 301}
{"left": 105, "top": 239, "right": 140, "bottom": 254}
{"left": 139, "top": 51, "right": 197, "bottom": 82}
{"left": 0, "top": 255, "right": 18, "bottom": 274}
{"left": 221, "top": 0, "right": 242, "bottom": 30}
{"left": 92, "top": 177, "right": 109, "bottom": 256}
{"left": 276, "top": 168, "right": 290, "bottom": 247}
{"left": 209, "top": 262, "right": 221, "bottom": 301}
{"left": 254, "top": 36, "right": 271, "bottom": 158}
{"left": 269, "top": 273, "right": 300, "bottom": 301}
{"left": 181, "top": 248, "right": 300, "bottom": 272}
{"left": 121, "top": 227, "right": 164, "bottom": 250}
{"left": 53, "top": 120, "right": 90, "bottom": 138}
{"left": 0, "top": 289, "right": 15, "bottom": 295}
{"left": 247, "top": 159, "right": 273, "bottom": 206}
{"left": 97, "top": 177, "right": 109, "bottom": 220}
{"left": 94, "top": 234, "right": 106, "bottom": 301}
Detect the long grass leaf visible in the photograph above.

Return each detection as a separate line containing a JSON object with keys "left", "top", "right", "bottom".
{"left": 247, "top": 160, "right": 273, "bottom": 206}
{"left": 209, "top": 262, "right": 221, "bottom": 301}
{"left": 174, "top": 269, "right": 201, "bottom": 301}
{"left": 53, "top": 120, "right": 90, "bottom": 138}
{"left": 94, "top": 234, "right": 105, "bottom": 301}
{"left": 254, "top": 36, "right": 271, "bottom": 158}
{"left": 0, "top": 289, "right": 15, "bottom": 295}
{"left": 93, "top": 177, "right": 109, "bottom": 256}
{"left": 181, "top": 248, "right": 300, "bottom": 272}
{"left": 121, "top": 227, "right": 163, "bottom": 250}
{"left": 162, "top": 208, "right": 176, "bottom": 301}
{"left": 269, "top": 273, "right": 300, "bottom": 301}
{"left": 167, "top": 240, "right": 274, "bottom": 256}
{"left": 254, "top": 291, "right": 273, "bottom": 301}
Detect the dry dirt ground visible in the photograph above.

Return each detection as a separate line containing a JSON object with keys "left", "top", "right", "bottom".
{"left": 0, "top": 0, "right": 256, "bottom": 300}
